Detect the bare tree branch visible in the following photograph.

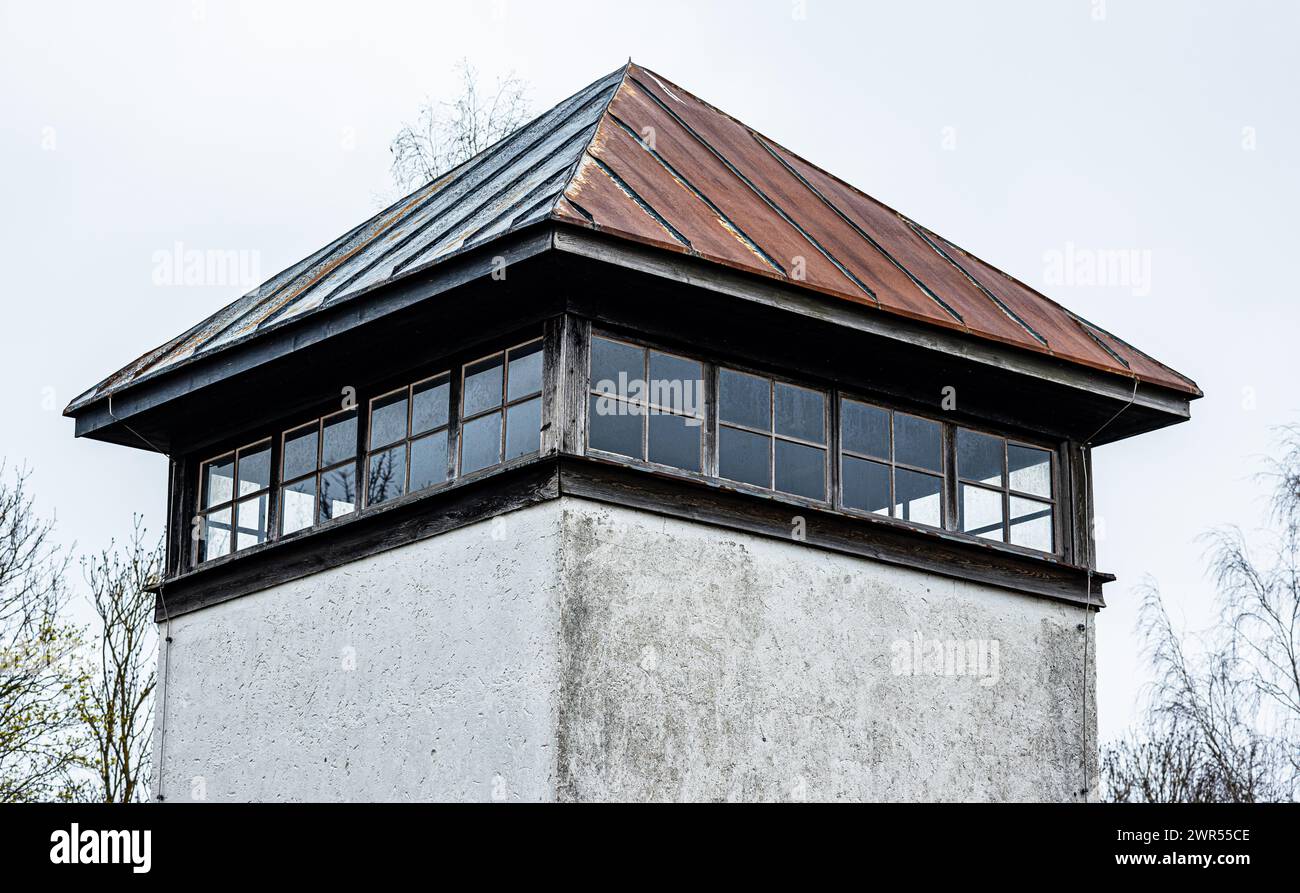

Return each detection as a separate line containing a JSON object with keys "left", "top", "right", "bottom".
{"left": 0, "top": 466, "right": 87, "bottom": 803}
{"left": 389, "top": 58, "right": 530, "bottom": 193}
{"left": 1103, "top": 425, "right": 1300, "bottom": 801}
{"left": 78, "top": 518, "right": 161, "bottom": 803}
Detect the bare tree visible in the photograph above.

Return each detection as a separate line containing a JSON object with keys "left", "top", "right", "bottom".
{"left": 1103, "top": 426, "right": 1300, "bottom": 802}
{"left": 78, "top": 519, "right": 161, "bottom": 803}
{"left": 0, "top": 467, "right": 86, "bottom": 803}
{"left": 389, "top": 58, "right": 530, "bottom": 192}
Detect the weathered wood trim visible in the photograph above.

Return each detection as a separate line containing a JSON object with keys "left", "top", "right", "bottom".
{"left": 540, "top": 316, "right": 564, "bottom": 457}
{"left": 154, "top": 452, "right": 1108, "bottom": 621}
{"left": 559, "top": 314, "right": 591, "bottom": 456}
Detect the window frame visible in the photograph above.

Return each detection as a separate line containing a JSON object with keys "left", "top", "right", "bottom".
{"left": 954, "top": 423, "right": 1061, "bottom": 554}
{"left": 276, "top": 406, "right": 364, "bottom": 540}
{"left": 364, "top": 370, "right": 454, "bottom": 509}
{"left": 585, "top": 332, "right": 709, "bottom": 477}
{"left": 456, "top": 337, "right": 545, "bottom": 478}
{"left": 195, "top": 437, "right": 274, "bottom": 564}
{"left": 579, "top": 329, "right": 1066, "bottom": 558}
{"left": 835, "top": 396, "right": 947, "bottom": 530}
{"left": 714, "top": 364, "right": 832, "bottom": 505}
{"left": 188, "top": 329, "right": 546, "bottom": 570}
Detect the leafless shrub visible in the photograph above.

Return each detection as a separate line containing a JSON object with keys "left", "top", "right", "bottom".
{"left": 389, "top": 58, "right": 530, "bottom": 192}
{"left": 1102, "top": 426, "right": 1300, "bottom": 801}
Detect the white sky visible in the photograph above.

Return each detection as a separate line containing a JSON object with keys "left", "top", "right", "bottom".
{"left": 1, "top": 0, "right": 1296, "bottom": 746}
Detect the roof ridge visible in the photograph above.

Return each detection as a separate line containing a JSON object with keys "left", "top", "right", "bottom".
{"left": 547, "top": 61, "right": 632, "bottom": 224}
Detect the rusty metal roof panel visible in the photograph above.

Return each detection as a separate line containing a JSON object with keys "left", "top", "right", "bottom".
{"left": 562, "top": 63, "right": 1199, "bottom": 397}
{"left": 69, "top": 61, "right": 1200, "bottom": 416}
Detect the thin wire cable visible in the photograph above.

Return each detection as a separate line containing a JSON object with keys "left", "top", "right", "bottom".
{"left": 1078, "top": 375, "right": 1140, "bottom": 799}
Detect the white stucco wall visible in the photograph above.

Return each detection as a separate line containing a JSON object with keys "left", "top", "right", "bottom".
{"left": 154, "top": 497, "right": 1095, "bottom": 802}
{"left": 153, "top": 505, "right": 565, "bottom": 803}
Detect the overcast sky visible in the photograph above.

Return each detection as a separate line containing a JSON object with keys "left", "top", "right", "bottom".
{"left": 2, "top": 0, "right": 1296, "bottom": 746}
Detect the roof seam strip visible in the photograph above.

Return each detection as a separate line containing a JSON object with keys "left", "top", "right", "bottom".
{"left": 606, "top": 112, "right": 785, "bottom": 275}
{"left": 905, "top": 221, "right": 1051, "bottom": 348}
{"left": 588, "top": 155, "right": 693, "bottom": 248}
{"left": 627, "top": 75, "right": 878, "bottom": 305}
{"left": 260, "top": 81, "right": 618, "bottom": 325}
{"left": 752, "top": 133, "right": 964, "bottom": 324}
{"left": 367, "top": 121, "right": 601, "bottom": 283}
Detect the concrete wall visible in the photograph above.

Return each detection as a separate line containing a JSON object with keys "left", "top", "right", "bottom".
{"left": 153, "top": 504, "right": 564, "bottom": 802}
{"left": 154, "top": 497, "right": 1095, "bottom": 802}
{"left": 556, "top": 501, "right": 1095, "bottom": 802}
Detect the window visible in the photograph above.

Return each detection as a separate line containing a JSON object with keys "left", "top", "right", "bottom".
{"left": 198, "top": 439, "right": 272, "bottom": 561}
{"left": 718, "top": 369, "right": 827, "bottom": 500}
{"left": 957, "top": 428, "right": 1055, "bottom": 551}
{"left": 190, "top": 333, "right": 548, "bottom": 568}
{"left": 587, "top": 335, "right": 705, "bottom": 473}
{"left": 366, "top": 373, "right": 452, "bottom": 507}
{"left": 458, "top": 339, "right": 543, "bottom": 475}
{"left": 279, "top": 409, "right": 359, "bottom": 539}
{"left": 839, "top": 399, "right": 944, "bottom": 527}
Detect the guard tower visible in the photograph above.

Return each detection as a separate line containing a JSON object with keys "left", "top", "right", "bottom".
{"left": 66, "top": 63, "right": 1200, "bottom": 802}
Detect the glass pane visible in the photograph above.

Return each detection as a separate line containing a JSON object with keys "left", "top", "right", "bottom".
{"left": 958, "top": 428, "right": 1004, "bottom": 487}
{"left": 236, "top": 443, "right": 271, "bottom": 497}
{"left": 322, "top": 411, "right": 358, "bottom": 467}
{"left": 280, "top": 477, "right": 316, "bottom": 536}
{"left": 841, "top": 400, "right": 889, "bottom": 459}
{"left": 368, "top": 444, "right": 407, "bottom": 506}
{"left": 590, "top": 337, "right": 643, "bottom": 398}
{"left": 203, "top": 454, "right": 235, "bottom": 508}
{"left": 199, "top": 507, "right": 232, "bottom": 562}
{"left": 1010, "top": 496, "right": 1054, "bottom": 551}
{"left": 775, "top": 440, "right": 826, "bottom": 500}
{"left": 588, "top": 394, "right": 643, "bottom": 459}
{"left": 319, "top": 465, "right": 357, "bottom": 521}
{"left": 370, "top": 390, "right": 409, "bottom": 450}
{"left": 411, "top": 375, "right": 450, "bottom": 435}
{"left": 461, "top": 411, "right": 502, "bottom": 474}
{"left": 409, "top": 432, "right": 450, "bottom": 493}
{"left": 235, "top": 494, "right": 270, "bottom": 551}
{"left": 507, "top": 341, "right": 544, "bottom": 401}
{"left": 719, "top": 369, "right": 771, "bottom": 430}
{"left": 463, "top": 355, "right": 504, "bottom": 417}
{"left": 894, "top": 414, "right": 942, "bottom": 472}
{"left": 895, "top": 469, "right": 943, "bottom": 528}
{"left": 842, "top": 455, "right": 890, "bottom": 515}
{"left": 283, "top": 424, "right": 318, "bottom": 482}
{"left": 1008, "top": 444, "right": 1052, "bottom": 498}
{"left": 719, "top": 426, "right": 771, "bottom": 488}
{"left": 648, "top": 352, "right": 703, "bottom": 417}
{"left": 961, "top": 484, "right": 1004, "bottom": 541}
{"left": 647, "top": 411, "right": 701, "bottom": 472}
{"left": 775, "top": 383, "right": 825, "bottom": 444}
{"left": 505, "top": 397, "right": 542, "bottom": 460}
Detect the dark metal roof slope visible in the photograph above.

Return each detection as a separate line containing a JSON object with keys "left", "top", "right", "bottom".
{"left": 65, "top": 67, "right": 625, "bottom": 414}
{"left": 68, "top": 61, "right": 1198, "bottom": 417}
